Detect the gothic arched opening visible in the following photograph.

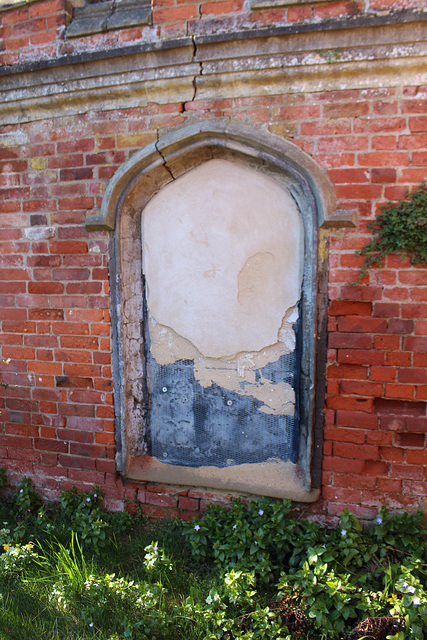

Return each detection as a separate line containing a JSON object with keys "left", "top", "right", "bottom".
{"left": 87, "top": 121, "right": 341, "bottom": 501}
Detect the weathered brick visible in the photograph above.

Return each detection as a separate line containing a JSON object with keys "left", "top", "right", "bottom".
{"left": 339, "top": 380, "right": 383, "bottom": 397}
{"left": 333, "top": 443, "right": 379, "bottom": 460}
{"left": 376, "top": 477, "right": 401, "bottom": 493}
{"left": 145, "top": 491, "right": 178, "bottom": 508}
{"left": 327, "top": 502, "right": 378, "bottom": 519}
{"left": 324, "top": 427, "right": 366, "bottom": 443}
{"left": 58, "top": 454, "right": 96, "bottom": 470}
{"left": 329, "top": 333, "right": 373, "bottom": 349}
{"left": 390, "top": 463, "right": 423, "bottom": 480}
{"left": 66, "top": 416, "right": 104, "bottom": 431}
{"left": 374, "top": 398, "right": 426, "bottom": 416}
{"left": 333, "top": 473, "right": 376, "bottom": 490}
{"left": 337, "top": 317, "right": 387, "bottom": 333}
{"left": 322, "top": 486, "right": 362, "bottom": 503}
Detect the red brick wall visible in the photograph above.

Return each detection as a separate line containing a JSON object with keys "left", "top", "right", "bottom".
{"left": 1, "top": 0, "right": 427, "bottom": 520}
{"left": 2, "top": 0, "right": 426, "bottom": 65}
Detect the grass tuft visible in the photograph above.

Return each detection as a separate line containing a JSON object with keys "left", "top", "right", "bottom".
{"left": 0, "top": 476, "right": 425, "bottom": 639}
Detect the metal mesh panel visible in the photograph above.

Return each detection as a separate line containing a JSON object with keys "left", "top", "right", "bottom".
{"left": 145, "top": 326, "right": 300, "bottom": 469}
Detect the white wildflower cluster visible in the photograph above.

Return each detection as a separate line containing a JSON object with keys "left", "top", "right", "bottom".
{"left": 401, "top": 581, "right": 424, "bottom": 606}
{"left": 50, "top": 571, "right": 158, "bottom": 617}
{"left": 50, "top": 583, "right": 69, "bottom": 612}
{"left": 0, "top": 541, "right": 36, "bottom": 575}
{"left": 205, "top": 592, "right": 220, "bottom": 605}
{"left": 143, "top": 541, "right": 173, "bottom": 574}
{"left": 84, "top": 574, "right": 141, "bottom": 604}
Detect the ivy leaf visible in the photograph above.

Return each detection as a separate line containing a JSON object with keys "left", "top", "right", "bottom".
{"left": 354, "top": 181, "right": 427, "bottom": 284}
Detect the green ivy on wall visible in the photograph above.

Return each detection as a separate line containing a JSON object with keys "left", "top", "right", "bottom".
{"left": 355, "top": 181, "right": 427, "bottom": 283}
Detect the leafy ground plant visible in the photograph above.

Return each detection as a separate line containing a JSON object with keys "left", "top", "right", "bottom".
{"left": 0, "top": 472, "right": 426, "bottom": 640}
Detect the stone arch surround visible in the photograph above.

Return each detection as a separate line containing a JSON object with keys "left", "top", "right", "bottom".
{"left": 87, "top": 120, "right": 344, "bottom": 502}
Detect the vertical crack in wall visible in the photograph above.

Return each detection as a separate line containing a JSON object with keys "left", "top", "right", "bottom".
{"left": 155, "top": 130, "right": 175, "bottom": 180}
{"left": 182, "top": 35, "right": 202, "bottom": 112}
{"left": 191, "top": 35, "right": 202, "bottom": 102}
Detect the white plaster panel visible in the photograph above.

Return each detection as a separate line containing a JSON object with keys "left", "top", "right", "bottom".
{"left": 142, "top": 159, "right": 303, "bottom": 359}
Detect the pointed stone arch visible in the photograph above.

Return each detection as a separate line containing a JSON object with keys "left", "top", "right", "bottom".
{"left": 87, "top": 120, "right": 345, "bottom": 501}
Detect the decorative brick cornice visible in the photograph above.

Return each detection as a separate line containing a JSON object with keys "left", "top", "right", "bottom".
{"left": 1, "top": 12, "right": 427, "bottom": 127}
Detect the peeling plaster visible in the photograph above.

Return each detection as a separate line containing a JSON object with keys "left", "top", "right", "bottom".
{"left": 142, "top": 159, "right": 303, "bottom": 457}
{"left": 149, "top": 306, "right": 299, "bottom": 416}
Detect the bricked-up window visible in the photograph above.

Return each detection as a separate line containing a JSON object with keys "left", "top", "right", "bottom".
{"left": 142, "top": 159, "right": 303, "bottom": 472}
{"left": 88, "top": 123, "right": 342, "bottom": 503}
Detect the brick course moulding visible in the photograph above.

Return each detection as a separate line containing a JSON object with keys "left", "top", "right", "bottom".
{"left": 1, "top": 11, "right": 427, "bottom": 126}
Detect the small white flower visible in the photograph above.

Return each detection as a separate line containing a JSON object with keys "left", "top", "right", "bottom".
{"left": 408, "top": 586, "right": 416, "bottom": 594}
{"left": 86, "top": 497, "right": 91, "bottom": 502}
{"left": 19, "top": 489, "right": 23, "bottom": 494}
{"left": 93, "top": 493, "right": 97, "bottom": 498}
{"left": 89, "top": 622, "right": 94, "bottom": 627}
{"left": 194, "top": 524, "right": 200, "bottom": 531}
{"left": 376, "top": 516, "right": 383, "bottom": 525}
{"left": 206, "top": 595, "right": 213, "bottom": 604}
{"left": 403, "top": 581, "right": 408, "bottom": 588}
{"left": 258, "top": 509, "right": 264, "bottom": 516}
{"left": 413, "top": 596, "right": 421, "bottom": 605}
{"left": 232, "top": 524, "right": 237, "bottom": 530}
{"left": 341, "top": 529, "right": 347, "bottom": 537}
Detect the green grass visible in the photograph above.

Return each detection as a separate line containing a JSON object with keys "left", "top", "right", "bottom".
{"left": 0, "top": 515, "right": 220, "bottom": 640}
{"left": 0, "top": 479, "right": 426, "bottom": 640}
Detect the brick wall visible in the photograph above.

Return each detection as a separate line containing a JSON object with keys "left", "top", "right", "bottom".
{"left": 2, "top": 0, "right": 427, "bottom": 65}
{"left": 1, "top": 0, "right": 427, "bottom": 520}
